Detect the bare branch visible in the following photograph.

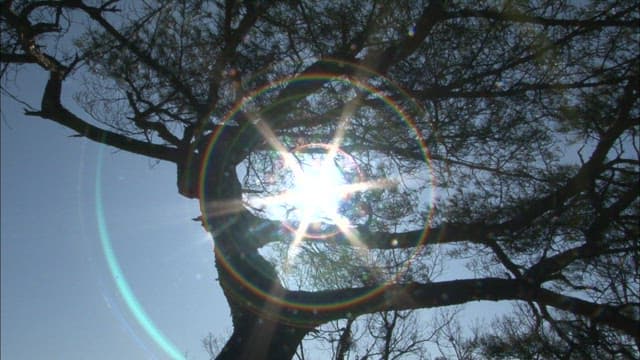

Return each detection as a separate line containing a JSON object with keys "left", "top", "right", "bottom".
{"left": 26, "top": 73, "right": 179, "bottom": 163}
{"left": 447, "top": 7, "right": 640, "bottom": 29}
{"left": 272, "top": 278, "right": 639, "bottom": 339}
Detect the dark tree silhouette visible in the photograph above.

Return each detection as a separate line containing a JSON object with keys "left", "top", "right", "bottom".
{"left": 2, "top": 0, "right": 638, "bottom": 359}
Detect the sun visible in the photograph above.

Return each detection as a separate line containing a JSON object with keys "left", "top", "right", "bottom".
{"left": 229, "top": 119, "right": 402, "bottom": 269}
{"left": 242, "top": 139, "right": 394, "bottom": 241}
{"left": 287, "top": 149, "right": 348, "bottom": 224}
{"left": 239, "top": 119, "right": 395, "bottom": 252}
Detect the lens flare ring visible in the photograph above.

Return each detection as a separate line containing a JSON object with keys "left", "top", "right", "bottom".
{"left": 95, "top": 145, "right": 186, "bottom": 360}
{"left": 198, "top": 59, "right": 436, "bottom": 322}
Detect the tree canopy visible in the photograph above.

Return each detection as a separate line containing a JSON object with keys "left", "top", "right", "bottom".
{"left": 2, "top": 0, "right": 638, "bottom": 359}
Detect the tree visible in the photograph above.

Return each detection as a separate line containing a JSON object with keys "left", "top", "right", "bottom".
{"left": 2, "top": 0, "right": 638, "bottom": 359}
{"left": 280, "top": 239, "right": 441, "bottom": 359}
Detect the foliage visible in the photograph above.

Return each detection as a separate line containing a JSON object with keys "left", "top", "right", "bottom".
{"left": 2, "top": 0, "right": 638, "bottom": 358}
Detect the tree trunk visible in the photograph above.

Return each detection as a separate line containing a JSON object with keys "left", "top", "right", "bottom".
{"left": 210, "top": 219, "right": 315, "bottom": 359}
{"left": 215, "top": 309, "right": 309, "bottom": 360}
{"left": 199, "top": 137, "right": 316, "bottom": 359}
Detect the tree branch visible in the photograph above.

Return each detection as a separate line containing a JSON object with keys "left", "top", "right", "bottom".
{"left": 362, "top": 0, "right": 445, "bottom": 73}
{"left": 26, "top": 72, "right": 179, "bottom": 163}
{"left": 447, "top": 7, "right": 640, "bottom": 29}
{"left": 125, "top": 91, "right": 182, "bottom": 146}
{"left": 261, "top": 278, "right": 639, "bottom": 339}
{"left": 263, "top": 1, "right": 446, "bottom": 131}
{"left": 77, "top": 1, "right": 202, "bottom": 111}
{"left": 524, "top": 182, "right": 639, "bottom": 283}
{"left": 499, "top": 76, "right": 638, "bottom": 232}
{"left": 417, "top": 78, "right": 628, "bottom": 100}
{"left": 0, "top": 2, "right": 69, "bottom": 73}
{"left": 0, "top": 52, "right": 38, "bottom": 63}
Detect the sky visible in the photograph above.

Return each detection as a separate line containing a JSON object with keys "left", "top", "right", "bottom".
{"left": 0, "top": 66, "right": 510, "bottom": 360}
{"left": 1, "top": 68, "right": 231, "bottom": 359}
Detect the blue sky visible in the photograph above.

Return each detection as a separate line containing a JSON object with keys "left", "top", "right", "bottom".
{"left": 1, "top": 69, "right": 230, "bottom": 359}
{"left": 1, "top": 67, "right": 511, "bottom": 360}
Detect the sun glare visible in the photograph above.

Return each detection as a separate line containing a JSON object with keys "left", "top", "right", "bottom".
{"left": 288, "top": 155, "right": 347, "bottom": 223}
{"left": 240, "top": 115, "right": 397, "bottom": 261}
